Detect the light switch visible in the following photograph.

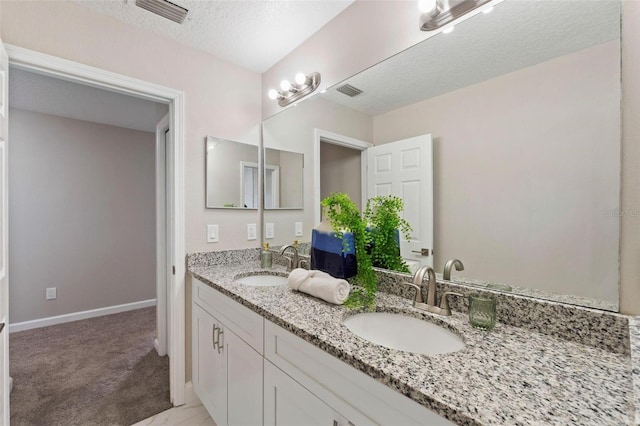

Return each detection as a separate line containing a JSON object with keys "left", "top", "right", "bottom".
{"left": 247, "top": 223, "right": 257, "bottom": 241}
{"left": 295, "top": 222, "right": 303, "bottom": 237}
{"left": 207, "top": 224, "right": 219, "bottom": 243}
{"left": 265, "top": 223, "right": 274, "bottom": 239}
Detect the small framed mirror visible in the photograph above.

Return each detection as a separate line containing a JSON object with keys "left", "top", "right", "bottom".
{"left": 206, "top": 136, "right": 259, "bottom": 209}
{"left": 264, "top": 147, "right": 304, "bottom": 210}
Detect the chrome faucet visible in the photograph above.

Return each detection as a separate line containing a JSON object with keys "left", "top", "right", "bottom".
{"left": 443, "top": 259, "right": 464, "bottom": 281}
{"left": 402, "top": 265, "right": 463, "bottom": 316}
{"left": 278, "top": 244, "right": 299, "bottom": 272}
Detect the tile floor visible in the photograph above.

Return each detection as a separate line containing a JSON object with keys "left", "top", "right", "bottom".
{"left": 132, "top": 399, "right": 216, "bottom": 426}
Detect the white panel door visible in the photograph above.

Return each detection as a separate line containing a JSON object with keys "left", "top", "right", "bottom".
{"left": 193, "top": 304, "right": 227, "bottom": 425}
{"left": 0, "top": 37, "right": 9, "bottom": 426}
{"left": 366, "top": 134, "right": 434, "bottom": 271}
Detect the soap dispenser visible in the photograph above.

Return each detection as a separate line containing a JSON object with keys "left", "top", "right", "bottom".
{"left": 261, "top": 243, "right": 273, "bottom": 269}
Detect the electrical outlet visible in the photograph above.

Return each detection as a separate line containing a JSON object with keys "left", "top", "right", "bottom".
{"left": 207, "top": 224, "right": 219, "bottom": 243}
{"left": 265, "top": 223, "right": 274, "bottom": 239}
{"left": 295, "top": 222, "right": 303, "bottom": 237}
{"left": 247, "top": 223, "right": 257, "bottom": 241}
{"left": 46, "top": 287, "right": 57, "bottom": 300}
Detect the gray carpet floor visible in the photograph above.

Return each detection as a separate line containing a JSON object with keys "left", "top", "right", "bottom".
{"left": 9, "top": 307, "right": 171, "bottom": 426}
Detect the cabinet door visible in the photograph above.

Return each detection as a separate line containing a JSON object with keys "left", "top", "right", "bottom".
{"left": 264, "top": 361, "right": 348, "bottom": 426}
{"left": 227, "top": 330, "right": 263, "bottom": 426}
{"left": 193, "top": 304, "right": 228, "bottom": 425}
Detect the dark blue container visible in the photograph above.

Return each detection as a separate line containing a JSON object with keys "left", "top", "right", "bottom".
{"left": 310, "top": 228, "right": 357, "bottom": 279}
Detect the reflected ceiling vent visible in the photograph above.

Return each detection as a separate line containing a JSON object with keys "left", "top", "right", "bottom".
{"left": 336, "top": 84, "right": 363, "bottom": 97}
{"left": 136, "top": 0, "right": 189, "bottom": 24}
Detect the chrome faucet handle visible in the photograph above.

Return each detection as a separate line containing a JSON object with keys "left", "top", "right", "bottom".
{"left": 278, "top": 244, "right": 299, "bottom": 272}
{"left": 283, "top": 256, "right": 295, "bottom": 271}
{"left": 439, "top": 291, "right": 463, "bottom": 316}
{"left": 402, "top": 282, "right": 423, "bottom": 304}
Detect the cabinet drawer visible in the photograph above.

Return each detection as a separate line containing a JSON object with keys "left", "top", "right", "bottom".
{"left": 193, "top": 278, "right": 264, "bottom": 354}
{"left": 265, "top": 320, "right": 454, "bottom": 426}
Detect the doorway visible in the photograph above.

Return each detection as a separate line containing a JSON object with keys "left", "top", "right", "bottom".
{"left": 6, "top": 45, "right": 186, "bottom": 405}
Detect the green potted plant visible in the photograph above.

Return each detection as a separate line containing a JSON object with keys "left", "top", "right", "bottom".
{"left": 320, "top": 193, "right": 377, "bottom": 308}
{"left": 364, "top": 196, "right": 412, "bottom": 273}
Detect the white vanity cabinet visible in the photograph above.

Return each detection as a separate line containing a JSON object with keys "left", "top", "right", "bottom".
{"left": 191, "top": 277, "right": 453, "bottom": 426}
{"left": 192, "top": 278, "right": 263, "bottom": 426}
{"left": 264, "top": 360, "right": 352, "bottom": 426}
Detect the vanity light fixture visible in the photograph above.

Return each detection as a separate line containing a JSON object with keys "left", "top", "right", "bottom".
{"left": 420, "top": 0, "right": 492, "bottom": 31}
{"left": 268, "top": 72, "right": 321, "bottom": 107}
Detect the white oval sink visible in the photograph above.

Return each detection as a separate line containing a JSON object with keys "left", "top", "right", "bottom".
{"left": 343, "top": 312, "right": 465, "bottom": 355}
{"left": 234, "top": 274, "right": 288, "bottom": 287}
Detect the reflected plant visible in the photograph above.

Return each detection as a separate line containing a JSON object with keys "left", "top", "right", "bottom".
{"left": 364, "top": 196, "right": 412, "bottom": 273}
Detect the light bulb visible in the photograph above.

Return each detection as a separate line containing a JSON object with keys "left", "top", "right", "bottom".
{"left": 443, "top": 25, "right": 454, "bottom": 34}
{"left": 418, "top": 0, "right": 437, "bottom": 13}
{"left": 280, "top": 80, "right": 292, "bottom": 91}
{"left": 268, "top": 89, "right": 279, "bottom": 100}
{"left": 295, "top": 73, "right": 307, "bottom": 85}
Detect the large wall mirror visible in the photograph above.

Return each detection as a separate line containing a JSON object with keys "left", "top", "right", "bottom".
{"left": 262, "top": 0, "right": 621, "bottom": 311}
{"left": 206, "top": 136, "right": 259, "bottom": 209}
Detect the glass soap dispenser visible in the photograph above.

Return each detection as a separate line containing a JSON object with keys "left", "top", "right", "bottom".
{"left": 261, "top": 243, "right": 273, "bottom": 269}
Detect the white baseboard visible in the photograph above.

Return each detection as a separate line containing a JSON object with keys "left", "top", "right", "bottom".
{"left": 9, "top": 299, "right": 157, "bottom": 333}
{"left": 183, "top": 381, "right": 200, "bottom": 405}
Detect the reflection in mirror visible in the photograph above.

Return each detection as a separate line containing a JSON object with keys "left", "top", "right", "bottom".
{"left": 206, "top": 136, "right": 259, "bottom": 209}
{"left": 264, "top": 148, "right": 304, "bottom": 209}
{"left": 262, "top": 0, "right": 621, "bottom": 311}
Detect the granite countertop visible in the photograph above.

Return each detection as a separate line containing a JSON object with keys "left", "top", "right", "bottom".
{"left": 190, "top": 262, "right": 634, "bottom": 426}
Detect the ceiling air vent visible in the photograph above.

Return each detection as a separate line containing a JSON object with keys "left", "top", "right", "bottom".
{"left": 336, "top": 84, "right": 363, "bottom": 98}
{"left": 136, "top": 0, "right": 189, "bottom": 24}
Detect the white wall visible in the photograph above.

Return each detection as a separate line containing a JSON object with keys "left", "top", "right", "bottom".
{"left": 9, "top": 109, "right": 156, "bottom": 323}
{"left": 373, "top": 41, "right": 620, "bottom": 303}
{"left": 1, "top": 0, "right": 262, "bottom": 253}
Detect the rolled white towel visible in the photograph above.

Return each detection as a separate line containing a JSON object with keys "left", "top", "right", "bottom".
{"left": 297, "top": 276, "right": 351, "bottom": 305}
{"left": 288, "top": 268, "right": 311, "bottom": 290}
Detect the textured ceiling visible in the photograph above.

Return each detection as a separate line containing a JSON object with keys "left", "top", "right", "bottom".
{"left": 322, "top": 0, "right": 621, "bottom": 116}
{"left": 9, "top": 67, "right": 167, "bottom": 132}
{"left": 72, "top": 0, "right": 354, "bottom": 73}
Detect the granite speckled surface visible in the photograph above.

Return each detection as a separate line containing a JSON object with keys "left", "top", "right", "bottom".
{"left": 189, "top": 260, "right": 635, "bottom": 426}
{"left": 374, "top": 268, "right": 630, "bottom": 355}
{"left": 629, "top": 317, "right": 640, "bottom": 425}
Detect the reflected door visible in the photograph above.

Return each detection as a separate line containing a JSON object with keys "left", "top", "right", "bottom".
{"left": 366, "top": 134, "right": 434, "bottom": 272}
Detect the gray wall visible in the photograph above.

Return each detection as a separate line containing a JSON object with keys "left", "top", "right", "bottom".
{"left": 9, "top": 109, "right": 156, "bottom": 323}
{"left": 320, "top": 143, "right": 362, "bottom": 212}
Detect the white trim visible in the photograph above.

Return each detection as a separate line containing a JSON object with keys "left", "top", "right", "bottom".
{"left": 6, "top": 44, "right": 187, "bottom": 406}
{"left": 313, "top": 129, "right": 372, "bottom": 224}
{"left": 263, "top": 164, "right": 280, "bottom": 209}
{"left": 9, "top": 299, "right": 157, "bottom": 333}
{"left": 155, "top": 113, "right": 170, "bottom": 357}
{"left": 184, "top": 381, "right": 200, "bottom": 405}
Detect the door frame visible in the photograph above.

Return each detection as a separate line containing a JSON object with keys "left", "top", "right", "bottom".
{"left": 155, "top": 114, "right": 170, "bottom": 357}
{"left": 6, "top": 45, "right": 187, "bottom": 405}
{"left": 313, "top": 129, "right": 372, "bottom": 225}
